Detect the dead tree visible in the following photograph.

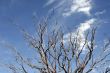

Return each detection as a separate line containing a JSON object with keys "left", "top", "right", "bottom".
{"left": 1, "top": 18, "right": 110, "bottom": 73}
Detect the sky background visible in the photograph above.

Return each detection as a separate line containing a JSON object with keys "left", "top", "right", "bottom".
{"left": 0, "top": 0, "right": 110, "bottom": 73}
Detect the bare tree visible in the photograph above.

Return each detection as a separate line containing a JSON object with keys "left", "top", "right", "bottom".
{"left": 1, "top": 18, "right": 110, "bottom": 73}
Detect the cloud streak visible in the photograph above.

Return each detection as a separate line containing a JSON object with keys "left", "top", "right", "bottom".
{"left": 95, "top": 10, "right": 106, "bottom": 16}
{"left": 44, "top": 0, "right": 55, "bottom": 6}
{"left": 63, "top": 0, "right": 92, "bottom": 16}
{"left": 45, "top": 0, "right": 94, "bottom": 17}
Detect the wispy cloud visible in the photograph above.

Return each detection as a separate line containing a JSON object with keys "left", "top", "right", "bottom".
{"left": 45, "top": 0, "right": 93, "bottom": 17}
{"left": 63, "top": 0, "right": 92, "bottom": 16}
{"left": 44, "top": 0, "right": 55, "bottom": 6}
{"left": 63, "top": 18, "right": 96, "bottom": 50}
{"left": 95, "top": 10, "right": 106, "bottom": 16}
{"left": 76, "top": 18, "right": 96, "bottom": 50}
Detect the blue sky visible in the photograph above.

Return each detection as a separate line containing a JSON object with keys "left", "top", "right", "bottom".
{"left": 0, "top": 0, "right": 110, "bottom": 73}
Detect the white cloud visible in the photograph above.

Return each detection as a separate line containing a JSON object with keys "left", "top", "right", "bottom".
{"left": 76, "top": 18, "right": 96, "bottom": 50}
{"left": 63, "top": 0, "right": 92, "bottom": 16}
{"left": 44, "top": 0, "right": 55, "bottom": 6}
{"left": 45, "top": 0, "right": 94, "bottom": 17}
{"left": 63, "top": 18, "right": 96, "bottom": 50}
